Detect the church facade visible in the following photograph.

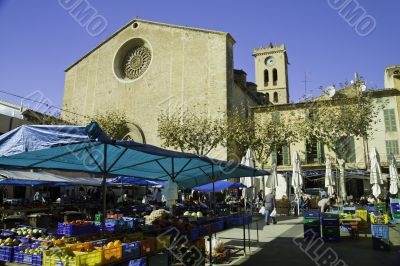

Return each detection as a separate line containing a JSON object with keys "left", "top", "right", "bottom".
{"left": 62, "top": 19, "right": 262, "bottom": 159}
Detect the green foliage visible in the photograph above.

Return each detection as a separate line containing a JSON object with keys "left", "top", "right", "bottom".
{"left": 93, "top": 111, "right": 130, "bottom": 140}
{"left": 253, "top": 111, "right": 304, "bottom": 166}
{"left": 302, "top": 80, "right": 386, "bottom": 160}
{"left": 157, "top": 107, "right": 224, "bottom": 155}
{"left": 223, "top": 106, "right": 255, "bottom": 160}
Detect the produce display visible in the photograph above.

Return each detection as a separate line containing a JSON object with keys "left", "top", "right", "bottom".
{"left": 144, "top": 209, "right": 171, "bottom": 225}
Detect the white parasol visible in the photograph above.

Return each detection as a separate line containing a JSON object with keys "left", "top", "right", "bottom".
{"left": 370, "top": 147, "right": 383, "bottom": 198}
{"left": 325, "top": 157, "right": 335, "bottom": 196}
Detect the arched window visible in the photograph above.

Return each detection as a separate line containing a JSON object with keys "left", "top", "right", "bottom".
{"left": 264, "top": 69, "right": 269, "bottom": 86}
{"left": 265, "top": 93, "right": 269, "bottom": 103}
{"left": 273, "top": 92, "right": 278, "bottom": 103}
{"left": 273, "top": 68, "right": 278, "bottom": 85}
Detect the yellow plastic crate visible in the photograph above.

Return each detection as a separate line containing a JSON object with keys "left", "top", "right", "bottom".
{"left": 356, "top": 210, "right": 368, "bottom": 222}
{"left": 370, "top": 213, "right": 389, "bottom": 224}
{"left": 73, "top": 250, "right": 102, "bottom": 266}
{"left": 96, "top": 245, "right": 122, "bottom": 264}
{"left": 156, "top": 235, "right": 171, "bottom": 250}
{"left": 43, "top": 249, "right": 102, "bottom": 266}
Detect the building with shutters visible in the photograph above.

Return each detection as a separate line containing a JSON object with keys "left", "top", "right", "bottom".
{"left": 252, "top": 65, "right": 400, "bottom": 197}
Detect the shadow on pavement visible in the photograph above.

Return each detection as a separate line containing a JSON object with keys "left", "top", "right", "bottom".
{"left": 237, "top": 223, "right": 400, "bottom": 266}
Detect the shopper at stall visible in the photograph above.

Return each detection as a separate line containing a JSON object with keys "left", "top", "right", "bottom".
{"left": 367, "top": 194, "right": 376, "bottom": 204}
{"left": 155, "top": 188, "right": 162, "bottom": 204}
{"left": 33, "top": 190, "right": 45, "bottom": 203}
{"left": 318, "top": 195, "right": 331, "bottom": 212}
{"left": 264, "top": 188, "right": 277, "bottom": 225}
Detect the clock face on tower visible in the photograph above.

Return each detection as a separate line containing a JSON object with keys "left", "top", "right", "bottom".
{"left": 265, "top": 56, "right": 275, "bottom": 66}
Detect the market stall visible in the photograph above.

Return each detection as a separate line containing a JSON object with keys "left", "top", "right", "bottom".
{"left": 0, "top": 122, "right": 267, "bottom": 265}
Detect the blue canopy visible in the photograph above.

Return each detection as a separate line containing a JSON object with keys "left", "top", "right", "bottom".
{"left": 108, "top": 176, "right": 162, "bottom": 187}
{"left": 192, "top": 180, "right": 246, "bottom": 193}
{"left": 0, "top": 123, "right": 268, "bottom": 189}
{"left": 0, "top": 179, "right": 48, "bottom": 186}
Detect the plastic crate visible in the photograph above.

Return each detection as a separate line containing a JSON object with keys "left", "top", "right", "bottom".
{"left": 122, "top": 242, "right": 141, "bottom": 259}
{"left": 0, "top": 246, "right": 14, "bottom": 262}
{"left": 156, "top": 235, "right": 170, "bottom": 250}
{"left": 43, "top": 248, "right": 102, "bottom": 266}
{"left": 321, "top": 219, "right": 339, "bottom": 227}
{"left": 356, "top": 210, "right": 368, "bottom": 222}
{"left": 321, "top": 212, "right": 339, "bottom": 219}
{"left": 14, "top": 251, "right": 43, "bottom": 266}
{"left": 211, "top": 220, "right": 225, "bottom": 233}
{"left": 342, "top": 206, "right": 356, "bottom": 214}
{"left": 228, "top": 216, "right": 244, "bottom": 227}
{"left": 304, "top": 210, "right": 320, "bottom": 218}
{"left": 304, "top": 218, "right": 320, "bottom": 226}
{"left": 129, "top": 258, "right": 147, "bottom": 266}
{"left": 0, "top": 230, "right": 16, "bottom": 239}
{"left": 370, "top": 213, "right": 389, "bottom": 224}
{"left": 98, "top": 245, "right": 122, "bottom": 264}
{"left": 322, "top": 227, "right": 340, "bottom": 241}
{"left": 140, "top": 237, "right": 156, "bottom": 256}
{"left": 123, "top": 217, "right": 136, "bottom": 229}
{"left": 244, "top": 215, "right": 252, "bottom": 225}
{"left": 322, "top": 226, "right": 339, "bottom": 235}
{"left": 366, "top": 205, "right": 375, "bottom": 212}
{"left": 371, "top": 224, "right": 389, "bottom": 239}
{"left": 188, "top": 227, "right": 200, "bottom": 241}
{"left": 57, "top": 223, "right": 99, "bottom": 237}
{"left": 374, "top": 204, "right": 386, "bottom": 212}
{"left": 304, "top": 225, "right": 320, "bottom": 239}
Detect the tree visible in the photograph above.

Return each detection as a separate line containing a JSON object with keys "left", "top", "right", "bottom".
{"left": 93, "top": 111, "right": 131, "bottom": 140}
{"left": 157, "top": 107, "right": 224, "bottom": 155}
{"left": 301, "top": 79, "right": 386, "bottom": 200}
{"left": 223, "top": 106, "right": 255, "bottom": 161}
{"left": 253, "top": 110, "right": 304, "bottom": 167}
{"left": 302, "top": 80, "right": 385, "bottom": 159}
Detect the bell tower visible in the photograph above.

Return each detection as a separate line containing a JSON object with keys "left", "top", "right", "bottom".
{"left": 253, "top": 43, "right": 289, "bottom": 104}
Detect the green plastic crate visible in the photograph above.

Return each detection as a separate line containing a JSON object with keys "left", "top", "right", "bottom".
{"left": 304, "top": 218, "right": 320, "bottom": 226}
{"left": 374, "top": 204, "right": 386, "bottom": 212}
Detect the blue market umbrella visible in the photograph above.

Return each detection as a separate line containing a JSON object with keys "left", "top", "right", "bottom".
{"left": 0, "top": 122, "right": 268, "bottom": 234}
{"left": 108, "top": 176, "right": 162, "bottom": 187}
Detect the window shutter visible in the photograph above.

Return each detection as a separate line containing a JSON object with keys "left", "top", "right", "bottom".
{"left": 317, "top": 142, "right": 325, "bottom": 163}
{"left": 384, "top": 109, "right": 397, "bottom": 132}
{"left": 384, "top": 110, "right": 390, "bottom": 131}
{"left": 386, "top": 140, "right": 399, "bottom": 161}
{"left": 282, "top": 145, "right": 289, "bottom": 165}
{"left": 389, "top": 109, "right": 397, "bottom": 132}
{"left": 347, "top": 137, "right": 356, "bottom": 163}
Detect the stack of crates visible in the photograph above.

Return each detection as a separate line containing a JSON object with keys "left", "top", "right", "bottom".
{"left": 374, "top": 203, "right": 386, "bottom": 213}
{"left": 303, "top": 210, "right": 321, "bottom": 239}
{"left": 390, "top": 199, "right": 400, "bottom": 223}
{"left": 356, "top": 209, "right": 368, "bottom": 229}
{"left": 321, "top": 212, "right": 340, "bottom": 241}
{"left": 371, "top": 224, "right": 389, "bottom": 250}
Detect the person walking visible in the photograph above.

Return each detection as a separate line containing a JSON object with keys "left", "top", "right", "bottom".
{"left": 264, "top": 188, "right": 277, "bottom": 225}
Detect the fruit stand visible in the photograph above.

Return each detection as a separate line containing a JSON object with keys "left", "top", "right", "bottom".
{"left": 0, "top": 207, "right": 254, "bottom": 266}
{"left": 302, "top": 203, "right": 393, "bottom": 251}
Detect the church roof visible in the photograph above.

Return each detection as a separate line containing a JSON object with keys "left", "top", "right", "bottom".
{"left": 65, "top": 18, "right": 236, "bottom": 72}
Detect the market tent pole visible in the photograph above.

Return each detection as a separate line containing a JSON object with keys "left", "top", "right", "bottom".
{"left": 101, "top": 144, "right": 108, "bottom": 237}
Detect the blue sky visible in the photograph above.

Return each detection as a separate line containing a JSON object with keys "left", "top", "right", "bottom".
{"left": 0, "top": 0, "right": 399, "bottom": 111}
